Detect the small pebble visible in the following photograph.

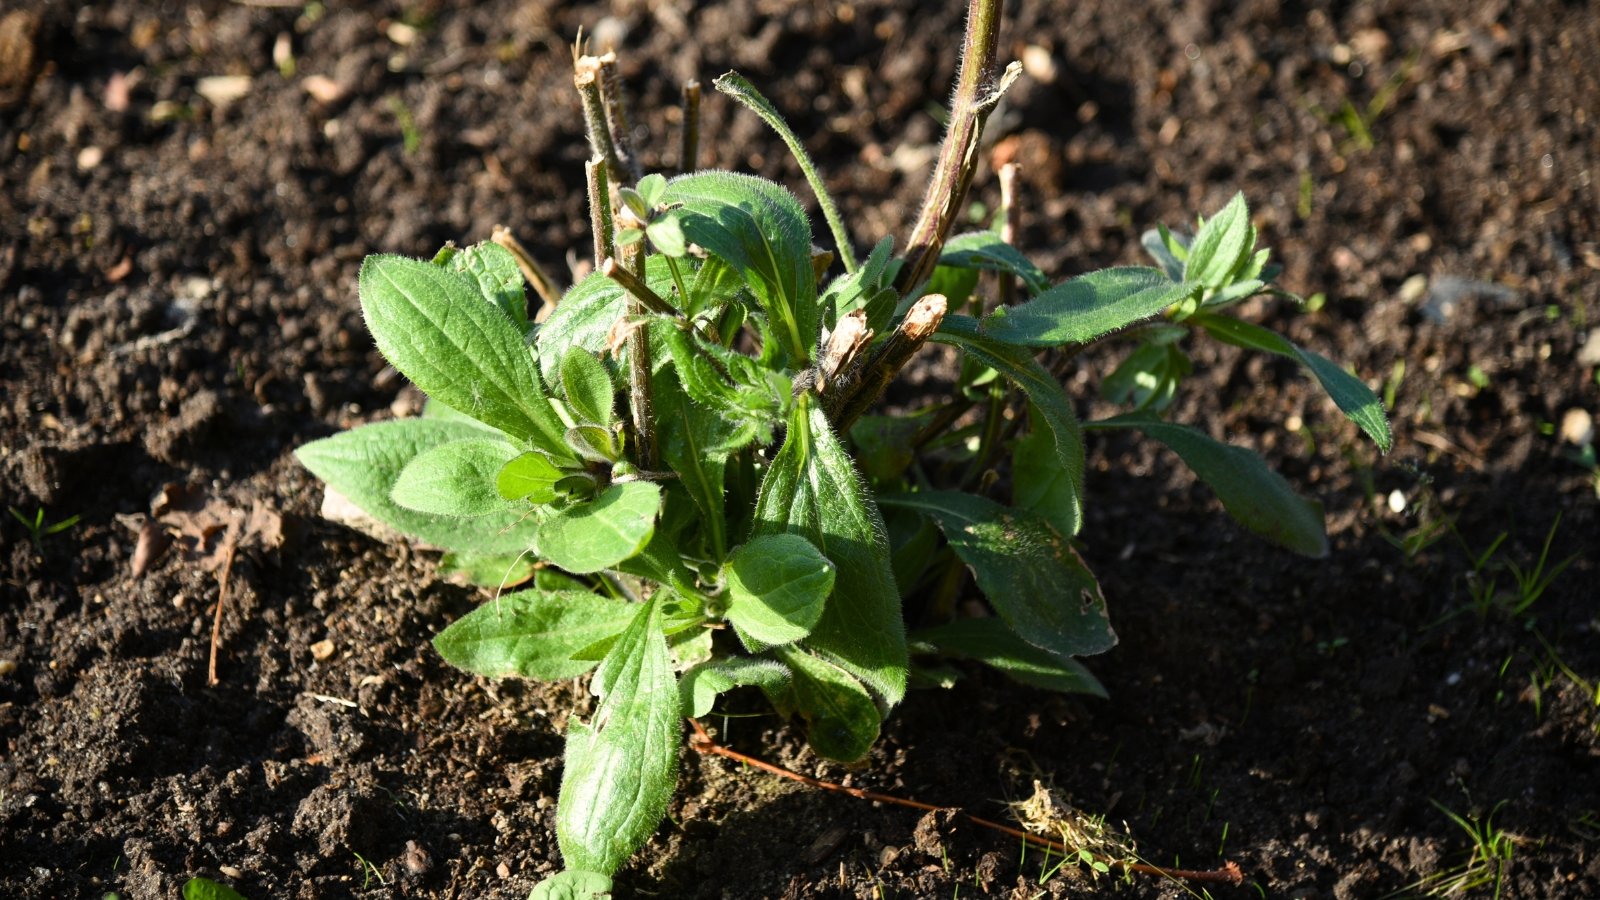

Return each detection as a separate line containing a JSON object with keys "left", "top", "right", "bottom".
{"left": 0, "top": 659, "right": 17, "bottom": 677}
{"left": 219, "top": 866, "right": 243, "bottom": 879}
{"left": 496, "top": 861, "right": 512, "bottom": 879}
{"left": 1559, "top": 408, "right": 1593, "bottom": 447}
{"left": 76, "top": 146, "right": 104, "bottom": 170}
{"left": 310, "top": 639, "right": 336, "bottom": 662}
{"left": 1387, "top": 489, "right": 1406, "bottom": 514}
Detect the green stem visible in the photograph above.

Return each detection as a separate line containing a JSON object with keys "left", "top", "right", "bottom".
{"left": 715, "top": 72, "right": 858, "bottom": 273}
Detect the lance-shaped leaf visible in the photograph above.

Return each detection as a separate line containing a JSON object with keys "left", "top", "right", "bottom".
{"left": 752, "top": 400, "right": 908, "bottom": 704}
{"left": 561, "top": 348, "right": 617, "bottom": 427}
{"left": 1191, "top": 311, "right": 1392, "bottom": 451}
{"left": 822, "top": 235, "right": 897, "bottom": 334}
{"left": 433, "top": 589, "right": 637, "bottom": 681}
{"left": 390, "top": 437, "right": 519, "bottom": 518}
{"left": 1087, "top": 414, "right": 1329, "bottom": 557}
{"left": 912, "top": 617, "right": 1107, "bottom": 698}
{"left": 537, "top": 481, "right": 662, "bottom": 574}
{"left": 650, "top": 369, "right": 730, "bottom": 561}
{"left": 447, "top": 240, "right": 528, "bottom": 328}
{"left": 679, "top": 657, "right": 792, "bottom": 718}
{"left": 1011, "top": 403, "right": 1078, "bottom": 540}
{"left": 497, "top": 451, "right": 567, "bottom": 503}
{"left": 879, "top": 491, "right": 1116, "bottom": 659}
{"left": 557, "top": 597, "right": 678, "bottom": 876}
{"left": 933, "top": 315, "right": 1085, "bottom": 536}
{"left": 296, "top": 419, "right": 536, "bottom": 556}
{"left": 359, "top": 255, "right": 571, "bottom": 460}
{"left": 771, "top": 645, "right": 881, "bottom": 763}
{"left": 981, "top": 267, "right": 1198, "bottom": 347}
{"left": 1183, "top": 192, "right": 1253, "bottom": 289}
{"left": 536, "top": 257, "right": 679, "bottom": 388}
{"left": 939, "top": 231, "right": 1050, "bottom": 295}
{"left": 662, "top": 171, "right": 818, "bottom": 364}
{"left": 723, "top": 534, "right": 835, "bottom": 648}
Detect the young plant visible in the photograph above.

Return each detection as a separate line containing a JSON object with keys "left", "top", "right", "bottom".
{"left": 296, "top": 3, "right": 1390, "bottom": 892}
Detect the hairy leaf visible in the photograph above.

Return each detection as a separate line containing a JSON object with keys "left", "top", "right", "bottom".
{"left": 295, "top": 419, "right": 536, "bottom": 556}
{"left": 359, "top": 255, "right": 570, "bottom": 459}
{"left": 679, "top": 657, "right": 792, "bottom": 718}
{"left": 662, "top": 171, "right": 817, "bottom": 364}
{"left": 752, "top": 400, "right": 908, "bottom": 704}
{"left": 879, "top": 491, "right": 1116, "bottom": 659}
{"left": 537, "top": 257, "right": 679, "bottom": 388}
{"left": 982, "top": 267, "right": 1197, "bottom": 347}
{"left": 537, "top": 481, "right": 662, "bottom": 574}
{"left": 939, "top": 231, "right": 1050, "bottom": 295}
{"left": 723, "top": 534, "right": 835, "bottom": 648}
{"left": 497, "top": 451, "right": 567, "bottom": 504}
{"left": 770, "top": 645, "right": 881, "bottom": 762}
{"left": 529, "top": 870, "right": 613, "bottom": 900}
{"left": 557, "top": 597, "right": 678, "bottom": 876}
{"left": 447, "top": 240, "right": 528, "bottom": 328}
{"left": 1192, "top": 311, "right": 1392, "bottom": 451}
{"left": 437, "top": 550, "right": 535, "bottom": 589}
{"left": 913, "top": 617, "right": 1107, "bottom": 697}
{"left": 1088, "top": 414, "right": 1329, "bottom": 557}
{"left": 391, "top": 437, "right": 519, "bottom": 518}
{"left": 933, "top": 315, "right": 1084, "bottom": 536}
{"left": 1183, "top": 192, "right": 1253, "bottom": 289}
{"left": 433, "top": 589, "right": 637, "bottom": 680}
{"left": 561, "top": 348, "right": 617, "bottom": 427}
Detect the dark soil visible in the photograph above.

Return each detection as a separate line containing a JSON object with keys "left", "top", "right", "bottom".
{"left": 4, "top": 1, "right": 1597, "bottom": 898}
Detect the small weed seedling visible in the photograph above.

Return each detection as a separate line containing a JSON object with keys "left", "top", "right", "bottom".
{"left": 297, "top": 0, "right": 1390, "bottom": 892}
{"left": 1411, "top": 800, "right": 1519, "bottom": 899}
{"left": 8, "top": 505, "right": 80, "bottom": 553}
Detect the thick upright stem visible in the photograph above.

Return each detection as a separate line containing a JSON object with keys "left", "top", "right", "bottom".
{"left": 893, "top": 0, "right": 1006, "bottom": 295}
{"left": 575, "top": 55, "right": 628, "bottom": 183}
{"left": 586, "top": 157, "right": 615, "bottom": 270}
{"left": 598, "top": 52, "right": 643, "bottom": 182}
{"left": 623, "top": 243, "right": 658, "bottom": 469}
{"left": 679, "top": 79, "right": 701, "bottom": 174}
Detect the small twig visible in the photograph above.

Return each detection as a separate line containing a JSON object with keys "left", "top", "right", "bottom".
{"left": 680, "top": 79, "right": 702, "bottom": 173}
{"left": 687, "top": 719, "right": 1243, "bottom": 887}
{"left": 826, "top": 294, "right": 949, "bottom": 432}
{"left": 574, "top": 54, "right": 628, "bottom": 182}
{"left": 587, "top": 157, "right": 616, "bottom": 270}
{"left": 207, "top": 538, "right": 238, "bottom": 686}
{"left": 490, "top": 225, "right": 562, "bottom": 311}
{"left": 601, "top": 257, "right": 679, "bottom": 319}
{"left": 597, "top": 52, "right": 643, "bottom": 182}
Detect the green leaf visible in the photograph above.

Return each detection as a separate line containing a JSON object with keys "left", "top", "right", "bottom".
{"left": 645, "top": 217, "right": 689, "bottom": 257}
{"left": 447, "top": 240, "right": 528, "bottom": 328}
{"left": 1100, "top": 328, "right": 1192, "bottom": 413}
{"left": 296, "top": 419, "right": 537, "bottom": 556}
{"left": 679, "top": 657, "right": 791, "bottom": 718}
{"left": 656, "top": 324, "right": 780, "bottom": 452}
{"left": 723, "top": 534, "right": 835, "bottom": 648}
{"left": 557, "top": 597, "right": 679, "bottom": 876}
{"left": 498, "top": 451, "right": 567, "bottom": 503}
{"left": 439, "top": 550, "right": 536, "bottom": 588}
{"left": 1140, "top": 227, "right": 1186, "bottom": 281}
{"left": 636, "top": 173, "right": 668, "bottom": 208}
{"left": 566, "top": 425, "right": 622, "bottom": 464}
{"left": 537, "top": 257, "right": 679, "bottom": 388}
{"left": 183, "top": 878, "right": 248, "bottom": 900}
{"left": 359, "top": 255, "right": 571, "bottom": 459}
{"left": 714, "top": 71, "right": 858, "bottom": 273}
{"left": 560, "top": 348, "right": 617, "bottom": 427}
{"left": 662, "top": 171, "right": 817, "bottom": 365}
{"left": 981, "top": 267, "right": 1197, "bottom": 347}
{"left": 913, "top": 617, "right": 1107, "bottom": 698}
{"left": 1012, "top": 403, "right": 1078, "bottom": 537}
{"left": 878, "top": 491, "right": 1116, "bottom": 659}
{"left": 537, "top": 481, "right": 662, "bottom": 574}
{"left": 1183, "top": 192, "right": 1253, "bottom": 289}
{"left": 1087, "top": 414, "right": 1329, "bottom": 557}
{"left": 822, "top": 235, "right": 897, "bottom": 333}
{"left": 939, "top": 231, "right": 1050, "bottom": 295}
{"left": 752, "top": 400, "right": 908, "bottom": 704}
{"left": 391, "top": 437, "right": 519, "bottom": 517}
{"left": 529, "top": 870, "right": 613, "bottom": 900}
{"left": 771, "top": 645, "right": 881, "bottom": 762}
{"left": 1192, "top": 311, "right": 1392, "bottom": 451}
{"left": 849, "top": 411, "right": 927, "bottom": 483}
{"left": 433, "top": 589, "right": 637, "bottom": 680}
{"left": 933, "top": 315, "right": 1084, "bottom": 536}
{"left": 650, "top": 362, "right": 730, "bottom": 560}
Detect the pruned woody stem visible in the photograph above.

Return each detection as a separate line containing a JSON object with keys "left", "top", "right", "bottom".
{"left": 824, "top": 0, "right": 1016, "bottom": 430}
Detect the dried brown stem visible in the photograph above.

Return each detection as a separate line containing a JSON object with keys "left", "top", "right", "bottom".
{"left": 893, "top": 0, "right": 1017, "bottom": 296}
{"left": 995, "top": 161, "right": 1021, "bottom": 309}
{"left": 207, "top": 538, "right": 237, "bottom": 686}
{"left": 490, "top": 225, "right": 562, "bottom": 311}
{"left": 586, "top": 157, "right": 615, "bottom": 270}
{"left": 622, "top": 243, "right": 657, "bottom": 469}
{"left": 574, "top": 55, "right": 627, "bottom": 182}
{"left": 597, "top": 52, "right": 643, "bottom": 182}
{"left": 680, "top": 79, "right": 701, "bottom": 173}
{"left": 687, "top": 719, "right": 1243, "bottom": 887}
